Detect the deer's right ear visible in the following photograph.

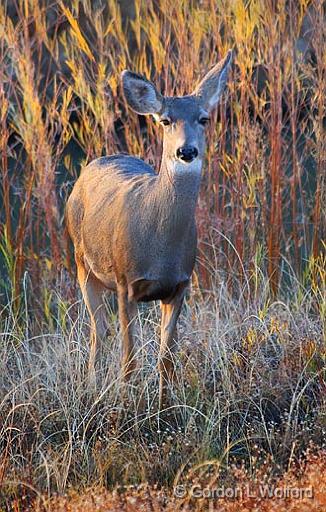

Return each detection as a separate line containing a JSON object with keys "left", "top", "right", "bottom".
{"left": 193, "top": 50, "right": 232, "bottom": 111}
{"left": 121, "top": 71, "right": 163, "bottom": 115}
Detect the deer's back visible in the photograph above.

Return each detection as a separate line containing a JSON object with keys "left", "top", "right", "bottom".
{"left": 66, "top": 153, "right": 155, "bottom": 260}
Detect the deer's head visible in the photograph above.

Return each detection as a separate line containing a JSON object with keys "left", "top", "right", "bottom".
{"left": 122, "top": 50, "right": 232, "bottom": 176}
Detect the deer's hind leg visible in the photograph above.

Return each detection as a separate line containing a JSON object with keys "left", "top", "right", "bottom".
{"left": 76, "top": 256, "right": 107, "bottom": 380}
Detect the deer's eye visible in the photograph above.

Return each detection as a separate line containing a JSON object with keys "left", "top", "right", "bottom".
{"left": 160, "top": 118, "right": 172, "bottom": 126}
{"left": 199, "top": 117, "right": 209, "bottom": 126}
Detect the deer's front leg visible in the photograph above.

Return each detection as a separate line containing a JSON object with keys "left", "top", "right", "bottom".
{"left": 117, "top": 284, "right": 137, "bottom": 380}
{"left": 158, "top": 283, "right": 187, "bottom": 406}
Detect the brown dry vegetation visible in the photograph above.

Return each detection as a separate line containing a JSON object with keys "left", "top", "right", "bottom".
{"left": 17, "top": 449, "right": 326, "bottom": 510}
{"left": 0, "top": 0, "right": 325, "bottom": 511}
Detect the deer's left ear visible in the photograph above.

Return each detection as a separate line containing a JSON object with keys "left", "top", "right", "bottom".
{"left": 193, "top": 50, "right": 232, "bottom": 111}
{"left": 121, "top": 70, "right": 163, "bottom": 115}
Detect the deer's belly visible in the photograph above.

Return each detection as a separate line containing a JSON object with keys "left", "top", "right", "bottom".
{"left": 84, "top": 255, "right": 116, "bottom": 290}
{"left": 128, "top": 277, "right": 189, "bottom": 302}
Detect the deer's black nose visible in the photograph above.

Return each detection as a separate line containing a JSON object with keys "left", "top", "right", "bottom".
{"left": 176, "top": 146, "right": 198, "bottom": 163}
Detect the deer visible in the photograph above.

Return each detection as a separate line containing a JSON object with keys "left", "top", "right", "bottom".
{"left": 65, "top": 50, "right": 232, "bottom": 403}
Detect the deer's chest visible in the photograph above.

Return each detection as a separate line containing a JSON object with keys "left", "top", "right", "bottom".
{"left": 115, "top": 220, "right": 197, "bottom": 293}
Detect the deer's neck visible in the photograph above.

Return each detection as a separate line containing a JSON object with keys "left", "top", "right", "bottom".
{"left": 154, "top": 154, "right": 202, "bottom": 226}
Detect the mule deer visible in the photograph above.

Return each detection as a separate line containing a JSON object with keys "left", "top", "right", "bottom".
{"left": 66, "top": 51, "right": 232, "bottom": 402}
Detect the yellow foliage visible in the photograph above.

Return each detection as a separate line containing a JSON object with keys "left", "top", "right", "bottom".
{"left": 60, "top": 1, "right": 95, "bottom": 62}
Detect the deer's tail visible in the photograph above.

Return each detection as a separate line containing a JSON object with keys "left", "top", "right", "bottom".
{"left": 63, "top": 221, "right": 74, "bottom": 276}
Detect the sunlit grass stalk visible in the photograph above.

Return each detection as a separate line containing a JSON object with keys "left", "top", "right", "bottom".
{"left": 266, "top": 4, "right": 283, "bottom": 297}
{"left": 310, "top": 0, "right": 325, "bottom": 262}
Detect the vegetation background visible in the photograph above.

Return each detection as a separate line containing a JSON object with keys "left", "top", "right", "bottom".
{"left": 0, "top": 0, "right": 325, "bottom": 510}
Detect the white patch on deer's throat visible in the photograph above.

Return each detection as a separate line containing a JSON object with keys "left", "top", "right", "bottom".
{"left": 172, "top": 158, "right": 202, "bottom": 176}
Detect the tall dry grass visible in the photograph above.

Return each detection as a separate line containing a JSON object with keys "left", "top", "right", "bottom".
{"left": 0, "top": 270, "right": 325, "bottom": 509}
{"left": 0, "top": 0, "right": 324, "bottom": 301}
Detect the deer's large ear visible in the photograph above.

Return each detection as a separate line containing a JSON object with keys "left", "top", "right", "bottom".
{"left": 121, "top": 70, "right": 163, "bottom": 115}
{"left": 193, "top": 50, "right": 232, "bottom": 111}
